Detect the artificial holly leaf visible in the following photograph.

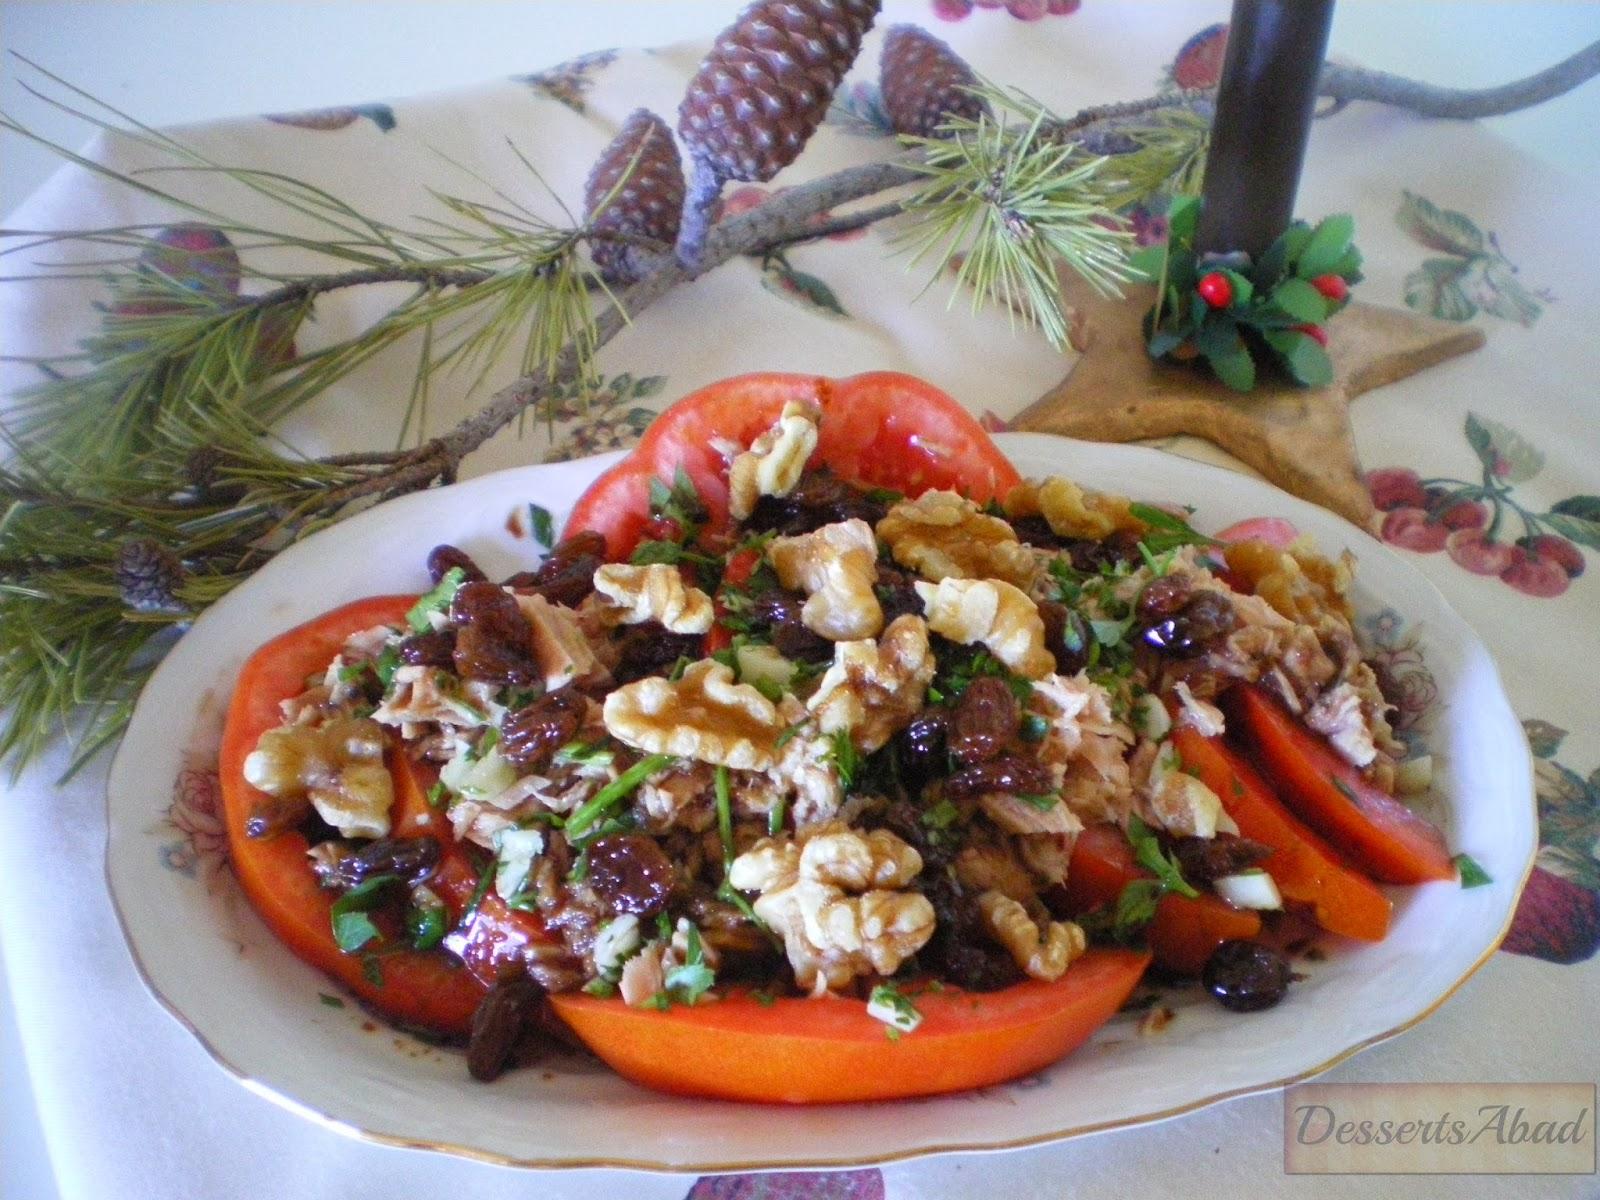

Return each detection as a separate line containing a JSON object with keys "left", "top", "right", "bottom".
{"left": 1194, "top": 312, "right": 1242, "bottom": 360}
{"left": 1271, "top": 277, "right": 1329, "bottom": 324}
{"left": 1252, "top": 232, "right": 1290, "bottom": 290}
{"left": 1167, "top": 194, "right": 1201, "bottom": 243}
{"left": 1205, "top": 344, "right": 1256, "bottom": 392}
{"left": 1331, "top": 244, "right": 1364, "bottom": 282}
{"left": 1296, "top": 213, "right": 1355, "bottom": 278}
{"left": 1128, "top": 244, "right": 1168, "bottom": 282}
{"left": 1220, "top": 268, "right": 1254, "bottom": 305}
{"left": 1147, "top": 328, "right": 1186, "bottom": 358}
{"left": 1464, "top": 413, "right": 1544, "bottom": 483}
{"left": 1396, "top": 191, "right": 1486, "bottom": 258}
{"left": 1264, "top": 329, "right": 1334, "bottom": 387}
{"left": 1404, "top": 259, "right": 1476, "bottom": 322}
{"left": 1544, "top": 512, "right": 1600, "bottom": 552}
{"left": 1480, "top": 259, "right": 1544, "bottom": 328}
{"left": 1523, "top": 718, "right": 1569, "bottom": 760}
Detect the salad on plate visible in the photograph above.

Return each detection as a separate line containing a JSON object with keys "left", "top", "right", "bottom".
{"left": 218, "top": 372, "right": 1458, "bottom": 1104}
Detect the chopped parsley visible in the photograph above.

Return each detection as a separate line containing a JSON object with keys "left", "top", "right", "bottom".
{"left": 648, "top": 468, "right": 707, "bottom": 535}
{"left": 1127, "top": 502, "right": 1218, "bottom": 554}
{"left": 867, "top": 983, "right": 923, "bottom": 1034}
{"left": 528, "top": 502, "right": 555, "bottom": 550}
{"left": 662, "top": 925, "right": 716, "bottom": 1004}
{"left": 406, "top": 894, "right": 447, "bottom": 951}
{"left": 1126, "top": 815, "right": 1200, "bottom": 899}
{"left": 714, "top": 765, "right": 734, "bottom": 863}
{"left": 1017, "top": 792, "right": 1061, "bottom": 812}
{"left": 1019, "top": 713, "right": 1050, "bottom": 743}
{"left": 565, "top": 753, "right": 677, "bottom": 839}
{"left": 825, "top": 729, "right": 860, "bottom": 791}
{"left": 329, "top": 873, "right": 401, "bottom": 953}
{"left": 554, "top": 739, "right": 615, "bottom": 768}
{"left": 935, "top": 649, "right": 1031, "bottom": 703}
{"left": 1454, "top": 853, "right": 1493, "bottom": 888}
{"left": 406, "top": 566, "right": 466, "bottom": 633}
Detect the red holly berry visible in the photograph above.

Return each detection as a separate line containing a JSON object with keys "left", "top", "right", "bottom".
{"left": 1311, "top": 273, "right": 1349, "bottom": 302}
{"left": 1197, "top": 272, "right": 1233, "bottom": 308}
{"left": 1293, "top": 323, "right": 1329, "bottom": 347}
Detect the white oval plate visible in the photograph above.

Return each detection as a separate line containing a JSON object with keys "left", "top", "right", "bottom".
{"left": 106, "top": 434, "right": 1535, "bottom": 1172}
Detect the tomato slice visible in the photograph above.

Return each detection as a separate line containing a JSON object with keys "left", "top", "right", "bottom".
{"left": 1230, "top": 686, "right": 1454, "bottom": 885}
{"left": 1058, "top": 823, "right": 1261, "bottom": 976}
{"left": 550, "top": 948, "right": 1149, "bottom": 1103}
{"left": 1171, "top": 726, "right": 1391, "bottom": 941}
{"left": 218, "top": 596, "right": 488, "bottom": 1036}
{"left": 566, "top": 371, "right": 1023, "bottom": 560}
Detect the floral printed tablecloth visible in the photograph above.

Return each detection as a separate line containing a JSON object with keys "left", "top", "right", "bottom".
{"left": 2, "top": 2, "right": 1597, "bottom": 1197}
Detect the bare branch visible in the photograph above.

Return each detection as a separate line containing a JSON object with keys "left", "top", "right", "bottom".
{"left": 1319, "top": 38, "right": 1600, "bottom": 119}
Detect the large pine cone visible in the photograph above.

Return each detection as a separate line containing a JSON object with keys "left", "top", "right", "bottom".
{"left": 678, "top": 0, "right": 881, "bottom": 184}
{"left": 584, "top": 109, "right": 685, "bottom": 284}
{"left": 879, "top": 25, "right": 987, "bottom": 139}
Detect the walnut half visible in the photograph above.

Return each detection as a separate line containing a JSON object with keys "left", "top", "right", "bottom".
{"left": 976, "top": 890, "right": 1086, "bottom": 982}
{"left": 727, "top": 399, "right": 822, "bottom": 520}
{"left": 806, "top": 614, "right": 935, "bottom": 752}
{"left": 767, "top": 519, "right": 882, "bottom": 641}
{"left": 602, "top": 659, "right": 786, "bottom": 770}
{"left": 729, "top": 822, "right": 934, "bottom": 994}
{"left": 876, "top": 490, "right": 1038, "bottom": 588}
{"left": 593, "top": 563, "right": 714, "bottom": 634}
{"left": 915, "top": 577, "right": 1056, "bottom": 680}
{"left": 242, "top": 716, "right": 393, "bottom": 839}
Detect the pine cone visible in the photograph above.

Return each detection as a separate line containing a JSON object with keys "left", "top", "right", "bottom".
{"left": 676, "top": 0, "right": 880, "bottom": 265}
{"left": 584, "top": 109, "right": 686, "bottom": 285}
{"left": 116, "top": 538, "right": 187, "bottom": 613}
{"left": 879, "top": 24, "right": 988, "bottom": 138}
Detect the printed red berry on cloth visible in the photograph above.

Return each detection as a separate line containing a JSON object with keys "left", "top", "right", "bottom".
{"left": 879, "top": 24, "right": 988, "bottom": 138}
{"left": 676, "top": 0, "right": 881, "bottom": 264}
{"left": 138, "top": 224, "right": 242, "bottom": 298}
{"left": 1169, "top": 23, "right": 1229, "bottom": 90}
{"left": 583, "top": 109, "right": 686, "bottom": 284}
{"left": 1504, "top": 866, "right": 1600, "bottom": 964}
{"left": 1197, "top": 271, "right": 1233, "bottom": 308}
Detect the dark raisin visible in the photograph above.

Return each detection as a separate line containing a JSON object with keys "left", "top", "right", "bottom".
{"left": 329, "top": 836, "right": 441, "bottom": 888}
{"left": 398, "top": 629, "right": 457, "bottom": 668}
{"left": 744, "top": 471, "right": 887, "bottom": 535}
{"left": 1037, "top": 600, "right": 1090, "bottom": 676}
{"left": 771, "top": 619, "right": 833, "bottom": 663}
{"left": 585, "top": 835, "right": 676, "bottom": 916}
{"left": 467, "top": 978, "right": 544, "bottom": 1081}
{"left": 948, "top": 676, "right": 1020, "bottom": 765}
{"left": 919, "top": 874, "right": 1024, "bottom": 992}
{"left": 874, "top": 566, "right": 923, "bottom": 624}
{"left": 1137, "top": 575, "right": 1193, "bottom": 619}
{"left": 1203, "top": 940, "right": 1291, "bottom": 1012}
{"left": 943, "top": 753, "right": 1053, "bottom": 800}
{"left": 613, "top": 625, "right": 703, "bottom": 683}
{"left": 450, "top": 581, "right": 540, "bottom": 685}
{"left": 1063, "top": 531, "right": 1141, "bottom": 574}
{"left": 895, "top": 711, "right": 948, "bottom": 792}
{"left": 427, "top": 544, "right": 487, "bottom": 585}
{"left": 748, "top": 589, "right": 804, "bottom": 631}
{"left": 1010, "top": 515, "right": 1064, "bottom": 549}
{"left": 1170, "top": 835, "right": 1274, "bottom": 884}
{"left": 501, "top": 688, "right": 587, "bottom": 770}
{"left": 1141, "top": 591, "right": 1239, "bottom": 659}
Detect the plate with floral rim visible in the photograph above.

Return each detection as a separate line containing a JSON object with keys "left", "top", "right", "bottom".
{"left": 105, "top": 433, "right": 1535, "bottom": 1171}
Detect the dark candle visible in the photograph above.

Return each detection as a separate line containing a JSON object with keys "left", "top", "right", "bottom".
{"left": 1194, "top": 0, "right": 1336, "bottom": 260}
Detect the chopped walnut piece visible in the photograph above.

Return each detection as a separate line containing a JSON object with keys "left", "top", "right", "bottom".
{"left": 976, "top": 890, "right": 1086, "bottom": 982}
{"left": 727, "top": 399, "right": 822, "bottom": 520}
{"left": 602, "top": 659, "right": 785, "bottom": 770}
{"left": 729, "top": 823, "right": 934, "bottom": 993}
{"left": 512, "top": 593, "right": 604, "bottom": 689}
{"left": 593, "top": 563, "right": 714, "bottom": 635}
{"left": 1003, "top": 476, "right": 1146, "bottom": 541}
{"left": 806, "top": 615, "right": 935, "bottom": 752}
{"left": 876, "top": 490, "right": 1038, "bottom": 587}
{"left": 767, "top": 518, "right": 882, "bottom": 641}
{"left": 243, "top": 716, "right": 393, "bottom": 839}
{"left": 916, "top": 577, "right": 1056, "bottom": 680}
{"left": 1223, "top": 537, "right": 1354, "bottom": 624}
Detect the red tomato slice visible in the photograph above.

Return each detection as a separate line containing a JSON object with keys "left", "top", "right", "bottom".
{"left": 1230, "top": 686, "right": 1454, "bottom": 885}
{"left": 219, "top": 596, "right": 488, "bottom": 1036}
{"left": 566, "top": 371, "right": 1023, "bottom": 560}
{"left": 1172, "top": 726, "right": 1392, "bottom": 941}
{"left": 1059, "top": 823, "right": 1261, "bottom": 976}
{"left": 550, "top": 948, "right": 1149, "bottom": 1103}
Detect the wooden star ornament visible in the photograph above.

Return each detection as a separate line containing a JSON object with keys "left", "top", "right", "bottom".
{"left": 1009, "top": 273, "right": 1486, "bottom": 532}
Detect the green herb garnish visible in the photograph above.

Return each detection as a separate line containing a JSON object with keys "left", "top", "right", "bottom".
{"left": 528, "top": 502, "right": 555, "bottom": 550}
{"left": 715, "top": 764, "right": 734, "bottom": 864}
{"left": 1126, "top": 815, "right": 1199, "bottom": 898}
{"left": 1454, "top": 853, "right": 1493, "bottom": 888}
{"left": 329, "top": 873, "right": 401, "bottom": 953}
{"left": 565, "top": 753, "right": 676, "bottom": 838}
{"left": 406, "top": 566, "right": 466, "bottom": 633}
